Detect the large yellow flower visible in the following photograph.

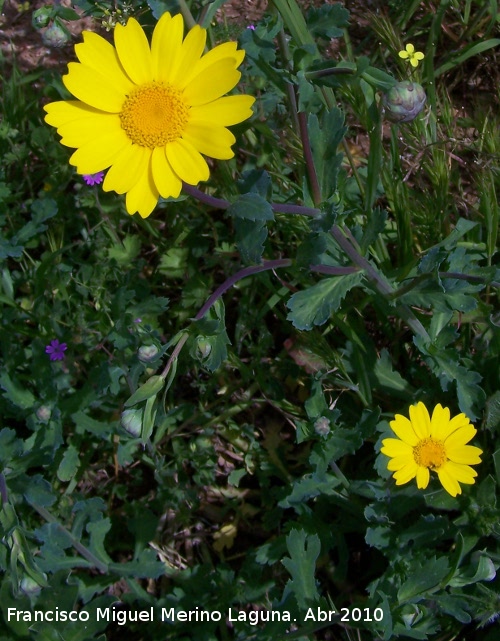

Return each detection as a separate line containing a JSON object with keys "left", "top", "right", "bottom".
{"left": 44, "top": 12, "right": 255, "bottom": 218}
{"left": 381, "top": 402, "right": 483, "bottom": 497}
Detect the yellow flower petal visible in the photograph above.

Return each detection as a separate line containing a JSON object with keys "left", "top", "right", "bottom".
{"left": 69, "top": 129, "right": 130, "bottom": 173}
{"left": 446, "top": 444, "right": 483, "bottom": 465}
{"left": 389, "top": 414, "right": 419, "bottom": 446}
{"left": 181, "top": 42, "right": 244, "bottom": 88}
{"left": 63, "top": 63, "right": 125, "bottom": 112}
{"left": 183, "top": 122, "right": 236, "bottom": 160}
{"left": 75, "top": 31, "right": 134, "bottom": 95}
{"left": 406, "top": 43, "right": 415, "bottom": 54}
{"left": 183, "top": 59, "right": 241, "bottom": 106}
{"left": 443, "top": 424, "right": 476, "bottom": 449}
{"left": 151, "top": 12, "right": 184, "bottom": 83}
{"left": 190, "top": 95, "right": 255, "bottom": 127}
{"left": 415, "top": 466, "right": 430, "bottom": 489}
{"left": 102, "top": 143, "right": 149, "bottom": 194}
{"left": 380, "top": 438, "right": 413, "bottom": 458}
{"left": 171, "top": 24, "right": 206, "bottom": 86}
{"left": 443, "top": 461, "right": 478, "bottom": 483}
{"left": 398, "top": 51, "right": 409, "bottom": 60}
{"left": 44, "top": 100, "right": 102, "bottom": 127}
{"left": 151, "top": 146, "right": 182, "bottom": 198}
{"left": 58, "top": 113, "right": 121, "bottom": 148}
{"left": 437, "top": 465, "right": 462, "bottom": 496}
{"left": 429, "top": 403, "right": 451, "bottom": 440}
{"left": 409, "top": 402, "right": 431, "bottom": 439}
{"left": 125, "top": 160, "right": 159, "bottom": 218}
{"left": 166, "top": 138, "right": 209, "bottom": 185}
{"left": 393, "top": 462, "right": 418, "bottom": 485}
{"left": 114, "top": 17, "right": 153, "bottom": 85}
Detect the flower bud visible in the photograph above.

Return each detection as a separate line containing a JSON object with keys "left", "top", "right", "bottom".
{"left": 196, "top": 338, "right": 212, "bottom": 359}
{"left": 314, "top": 417, "right": 331, "bottom": 437}
{"left": 42, "top": 22, "right": 71, "bottom": 48}
{"left": 36, "top": 405, "right": 52, "bottom": 423}
{"left": 120, "top": 409, "right": 143, "bottom": 438}
{"left": 138, "top": 344, "right": 159, "bottom": 363}
{"left": 382, "top": 81, "right": 426, "bottom": 123}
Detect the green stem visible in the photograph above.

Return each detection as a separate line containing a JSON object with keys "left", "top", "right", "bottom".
{"left": 29, "top": 503, "right": 108, "bottom": 574}
{"left": 177, "top": 0, "right": 197, "bottom": 29}
{"left": 330, "top": 225, "right": 430, "bottom": 340}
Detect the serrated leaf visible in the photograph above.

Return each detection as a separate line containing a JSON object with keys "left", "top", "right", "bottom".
{"left": 57, "top": 445, "right": 80, "bottom": 483}
{"left": 398, "top": 556, "right": 450, "bottom": 603}
{"left": 308, "top": 107, "right": 346, "bottom": 201}
{"left": 281, "top": 529, "right": 320, "bottom": 608}
{"left": 287, "top": 272, "right": 363, "bottom": 330}
{"left": 109, "top": 548, "right": 165, "bottom": 579}
{"left": 107, "top": 235, "right": 141, "bottom": 266}
{"left": 308, "top": 4, "right": 350, "bottom": 39}
{"left": 71, "top": 411, "right": 114, "bottom": 437}
{"left": 234, "top": 218, "right": 268, "bottom": 264}
{"left": 228, "top": 192, "right": 274, "bottom": 221}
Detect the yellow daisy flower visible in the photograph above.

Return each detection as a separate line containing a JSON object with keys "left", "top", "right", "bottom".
{"left": 44, "top": 12, "right": 255, "bottom": 218}
{"left": 398, "top": 43, "right": 425, "bottom": 68}
{"left": 381, "top": 402, "right": 483, "bottom": 497}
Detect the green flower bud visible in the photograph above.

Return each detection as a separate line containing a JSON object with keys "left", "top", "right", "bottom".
{"left": 20, "top": 575, "right": 45, "bottom": 596}
{"left": 42, "top": 22, "right": 71, "bottom": 48}
{"left": 36, "top": 405, "right": 52, "bottom": 423}
{"left": 382, "top": 81, "right": 426, "bottom": 123}
{"left": 196, "top": 337, "right": 212, "bottom": 359}
{"left": 138, "top": 344, "right": 159, "bottom": 363}
{"left": 120, "top": 409, "right": 143, "bottom": 438}
{"left": 314, "top": 417, "right": 331, "bottom": 437}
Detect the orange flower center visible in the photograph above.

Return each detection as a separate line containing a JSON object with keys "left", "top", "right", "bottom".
{"left": 120, "top": 82, "right": 189, "bottom": 148}
{"left": 413, "top": 438, "right": 447, "bottom": 470}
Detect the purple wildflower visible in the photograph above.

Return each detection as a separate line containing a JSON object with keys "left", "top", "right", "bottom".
{"left": 247, "top": 25, "right": 256, "bottom": 30}
{"left": 82, "top": 172, "right": 104, "bottom": 186}
{"left": 45, "top": 339, "right": 67, "bottom": 361}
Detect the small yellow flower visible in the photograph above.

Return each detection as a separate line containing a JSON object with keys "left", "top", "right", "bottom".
{"left": 381, "top": 402, "right": 482, "bottom": 497}
{"left": 398, "top": 43, "right": 425, "bottom": 68}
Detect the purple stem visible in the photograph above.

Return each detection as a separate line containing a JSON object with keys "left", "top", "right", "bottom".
{"left": 195, "top": 259, "right": 292, "bottom": 321}
{"left": 182, "top": 184, "right": 320, "bottom": 217}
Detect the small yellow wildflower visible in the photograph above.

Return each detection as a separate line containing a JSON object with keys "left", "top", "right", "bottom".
{"left": 398, "top": 43, "right": 425, "bottom": 68}
{"left": 381, "top": 402, "right": 482, "bottom": 497}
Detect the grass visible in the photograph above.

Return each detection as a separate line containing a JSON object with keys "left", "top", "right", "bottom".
{"left": 0, "top": 1, "right": 499, "bottom": 640}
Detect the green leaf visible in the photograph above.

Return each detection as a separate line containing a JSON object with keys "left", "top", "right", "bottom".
{"left": 307, "top": 4, "right": 349, "bottom": 39}
{"left": 449, "top": 554, "right": 496, "bottom": 588}
{"left": 279, "top": 473, "right": 342, "bottom": 507}
{"left": 308, "top": 107, "right": 347, "bottom": 201}
{"left": 71, "top": 411, "right": 115, "bottom": 437}
{"left": 234, "top": 218, "right": 268, "bottom": 264}
{"left": 24, "top": 475, "right": 57, "bottom": 508}
{"left": 109, "top": 548, "right": 165, "bottom": 579}
{"left": 0, "top": 372, "right": 35, "bottom": 410}
{"left": 397, "top": 556, "right": 450, "bottom": 603}
{"left": 107, "top": 235, "right": 141, "bottom": 266}
{"left": 287, "top": 271, "right": 364, "bottom": 330}
{"left": 124, "top": 375, "right": 166, "bottom": 407}
{"left": 57, "top": 445, "right": 80, "bottom": 483}
{"left": 191, "top": 300, "right": 231, "bottom": 371}
{"left": 281, "top": 529, "right": 320, "bottom": 608}
{"left": 435, "top": 38, "right": 500, "bottom": 76}
{"left": 228, "top": 192, "right": 274, "bottom": 221}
